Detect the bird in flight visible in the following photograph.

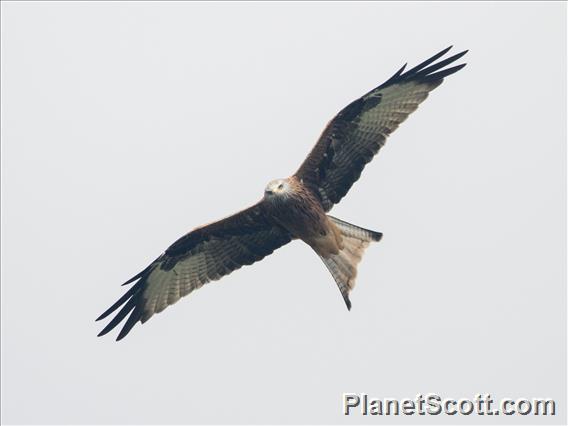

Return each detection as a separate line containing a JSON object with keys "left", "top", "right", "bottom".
{"left": 97, "top": 46, "right": 467, "bottom": 340}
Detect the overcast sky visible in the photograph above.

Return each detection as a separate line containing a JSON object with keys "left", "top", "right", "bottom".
{"left": 1, "top": 1, "right": 566, "bottom": 425}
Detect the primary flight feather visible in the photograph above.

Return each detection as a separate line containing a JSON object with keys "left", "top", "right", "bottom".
{"left": 97, "top": 46, "right": 467, "bottom": 340}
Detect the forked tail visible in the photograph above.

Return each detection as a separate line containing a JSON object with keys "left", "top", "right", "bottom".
{"left": 320, "top": 216, "right": 382, "bottom": 310}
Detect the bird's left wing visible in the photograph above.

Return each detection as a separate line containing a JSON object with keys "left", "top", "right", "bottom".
{"left": 97, "top": 202, "right": 291, "bottom": 340}
{"left": 295, "top": 46, "right": 467, "bottom": 211}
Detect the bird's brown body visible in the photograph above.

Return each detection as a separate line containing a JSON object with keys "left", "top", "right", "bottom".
{"left": 97, "top": 46, "right": 467, "bottom": 340}
{"left": 264, "top": 176, "right": 342, "bottom": 258}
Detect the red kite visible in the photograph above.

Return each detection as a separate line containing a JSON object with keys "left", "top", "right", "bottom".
{"left": 97, "top": 46, "right": 467, "bottom": 340}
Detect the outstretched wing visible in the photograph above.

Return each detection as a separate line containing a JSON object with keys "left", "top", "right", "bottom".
{"left": 97, "top": 202, "right": 291, "bottom": 340}
{"left": 295, "top": 46, "right": 468, "bottom": 211}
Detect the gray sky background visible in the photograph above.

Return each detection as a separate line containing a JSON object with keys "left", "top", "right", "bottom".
{"left": 1, "top": 2, "right": 566, "bottom": 425}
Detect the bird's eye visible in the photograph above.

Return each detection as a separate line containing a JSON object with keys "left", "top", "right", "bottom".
{"left": 278, "top": 184, "right": 284, "bottom": 190}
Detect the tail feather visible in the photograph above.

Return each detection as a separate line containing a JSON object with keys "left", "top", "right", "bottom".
{"left": 320, "top": 216, "right": 382, "bottom": 310}
{"left": 328, "top": 216, "right": 383, "bottom": 242}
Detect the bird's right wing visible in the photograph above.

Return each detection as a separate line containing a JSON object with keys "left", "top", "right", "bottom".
{"left": 96, "top": 201, "right": 291, "bottom": 340}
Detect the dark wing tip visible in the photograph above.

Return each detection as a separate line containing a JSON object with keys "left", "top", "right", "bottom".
{"left": 115, "top": 306, "right": 144, "bottom": 341}
{"left": 422, "top": 63, "right": 467, "bottom": 83}
{"left": 380, "top": 62, "right": 408, "bottom": 87}
{"left": 96, "top": 297, "right": 137, "bottom": 338}
{"left": 97, "top": 276, "right": 149, "bottom": 339}
{"left": 96, "top": 282, "right": 140, "bottom": 322}
{"left": 97, "top": 259, "right": 162, "bottom": 338}
{"left": 97, "top": 293, "right": 144, "bottom": 340}
{"left": 379, "top": 46, "right": 468, "bottom": 89}
{"left": 372, "top": 231, "right": 383, "bottom": 242}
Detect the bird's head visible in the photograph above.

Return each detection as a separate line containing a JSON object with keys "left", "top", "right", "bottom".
{"left": 264, "top": 178, "right": 291, "bottom": 199}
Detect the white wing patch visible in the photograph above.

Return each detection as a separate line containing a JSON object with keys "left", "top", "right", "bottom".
{"left": 359, "top": 81, "right": 434, "bottom": 137}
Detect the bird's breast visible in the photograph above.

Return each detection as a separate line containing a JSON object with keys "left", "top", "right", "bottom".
{"left": 267, "top": 187, "right": 341, "bottom": 256}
